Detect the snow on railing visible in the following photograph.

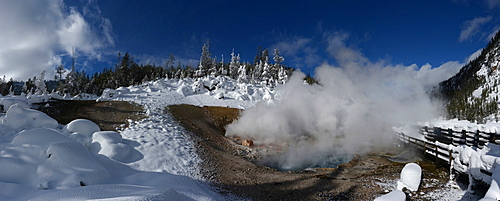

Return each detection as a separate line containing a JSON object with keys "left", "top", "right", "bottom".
{"left": 420, "top": 126, "right": 500, "bottom": 148}
{"left": 396, "top": 128, "right": 500, "bottom": 199}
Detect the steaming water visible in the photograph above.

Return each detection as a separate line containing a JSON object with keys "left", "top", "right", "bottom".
{"left": 226, "top": 62, "right": 446, "bottom": 171}
{"left": 259, "top": 152, "right": 352, "bottom": 171}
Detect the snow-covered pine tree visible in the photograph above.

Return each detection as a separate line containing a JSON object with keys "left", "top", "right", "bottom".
{"left": 278, "top": 66, "right": 288, "bottom": 84}
{"left": 35, "top": 70, "right": 48, "bottom": 94}
{"left": 195, "top": 40, "right": 212, "bottom": 78}
{"left": 229, "top": 50, "right": 240, "bottom": 79}
{"left": 261, "top": 58, "right": 273, "bottom": 86}
{"left": 260, "top": 51, "right": 276, "bottom": 86}
{"left": 220, "top": 56, "right": 227, "bottom": 76}
{"left": 273, "top": 48, "right": 284, "bottom": 81}
{"left": 210, "top": 56, "right": 218, "bottom": 77}
{"left": 237, "top": 64, "right": 248, "bottom": 84}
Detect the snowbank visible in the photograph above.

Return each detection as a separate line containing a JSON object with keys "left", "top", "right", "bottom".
{"left": 2, "top": 104, "right": 58, "bottom": 129}
{"left": 0, "top": 96, "right": 30, "bottom": 112}
{"left": 97, "top": 76, "right": 276, "bottom": 108}
{"left": 0, "top": 100, "right": 222, "bottom": 200}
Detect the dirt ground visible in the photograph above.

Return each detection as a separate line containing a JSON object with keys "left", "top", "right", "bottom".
{"left": 37, "top": 100, "right": 145, "bottom": 131}
{"left": 167, "top": 104, "right": 453, "bottom": 201}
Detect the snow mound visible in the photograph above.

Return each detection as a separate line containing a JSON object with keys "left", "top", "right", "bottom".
{"left": 90, "top": 131, "right": 133, "bottom": 162}
{"left": 11, "top": 128, "right": 72, "bottom": 147}
{"left": 397, "top": 162, "right": 422, "bottom": 192}
{"left": 0, "top": 97, "right": 223, "bottom": 200}
{"left": 2, "top": 104, "right": 58, "bottom": 129}
{"left": 97, "top": 76, "right": 277, "bottom": 108}
{"left": 374, "top": 190, "right": 406, "bottom": 201}
{"left": 38, "top": 141, "right": 111, "bottom": 189}
{"left": 0, "top": 96, "right": 30, "bottom": 112}
{"left": 27, "top": 93, "right": 49, "bottom": 104}
{"left": 63, "top": 119, "right": 100, "bottom": 137}
{"left": 96, "top": 88, "right": 118, "bottom": 102}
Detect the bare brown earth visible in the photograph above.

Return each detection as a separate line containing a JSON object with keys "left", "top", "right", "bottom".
{"left": 167, "top": 104, "right": 452, "bottom": 201}
{"left": 37, "top": 100, "right": 145, "bottom": 131}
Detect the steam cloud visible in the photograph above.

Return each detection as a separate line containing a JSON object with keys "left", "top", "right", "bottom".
{"left": 226, "top": 64, "right": 445, "bottom": 170}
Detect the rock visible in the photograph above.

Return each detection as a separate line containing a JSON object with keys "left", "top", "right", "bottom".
{"left": 242, "top": 139, "right": 253, "bottom": 147}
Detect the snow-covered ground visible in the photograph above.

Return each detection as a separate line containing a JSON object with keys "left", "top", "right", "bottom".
{"left": 0, "top": 76, "right": 276, "bottom": 200}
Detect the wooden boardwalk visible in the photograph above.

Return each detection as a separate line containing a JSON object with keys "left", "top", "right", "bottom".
{"left": 396, "top": 126, "right": 500, "bottom": 176}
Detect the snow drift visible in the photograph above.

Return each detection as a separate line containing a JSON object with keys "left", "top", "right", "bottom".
{"left": 0, "top": 103, "right": 221, "bottom": 200}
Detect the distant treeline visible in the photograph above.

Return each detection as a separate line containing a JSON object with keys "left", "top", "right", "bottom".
{"left": 0, "top": 40, "right": 294, "bottom": 96}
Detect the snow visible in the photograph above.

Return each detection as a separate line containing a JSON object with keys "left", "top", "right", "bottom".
{"left": 374, "top": 190, "right": 406, "bottom": 201}
{"left": 396, "top": 118, "right": 500, "bottom": 200}
{"left": 2, "top": 104, "right": 58, "bottom": 129}
{"left": 95, "top": 76, "right": 276, "bottom": 108}
{"left": 0, "top": 103, "right": 224, "bottom": 200}
{"left": 375, "top": 162, "right": 420, "bottom": 200}
{"left": 63, "top": 119, "right": 101, "bottom": 137}
{"left": 396, "top": 163, "right": 422, "bottom": 192}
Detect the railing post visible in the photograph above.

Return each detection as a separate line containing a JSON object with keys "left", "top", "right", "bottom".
{"left": 474, "top": 130, "right": 479, "bottom": 147}
{"left": 449, "top": 149, "right": 453, "bottom": 164}
{"left": 462, "top": 130, "right": 467, "bottom": 146}
{"left": 435, "top": 145, "right": 439, "bottom": 163}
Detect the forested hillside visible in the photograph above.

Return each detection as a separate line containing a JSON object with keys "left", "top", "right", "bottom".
{"left": 437, "top": 30, "right": 500, "bottom": 123}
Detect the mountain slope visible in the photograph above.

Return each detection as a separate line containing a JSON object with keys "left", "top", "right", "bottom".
{"left": 438, "top": 31, "right": 500, "bottom": 123}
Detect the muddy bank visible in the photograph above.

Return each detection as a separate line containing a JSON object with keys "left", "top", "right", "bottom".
{"left": 37, "top": 100, "right": 145, "bottom": 131}
{"left": 167, "top": 104, "right": 452, "bottom": 200}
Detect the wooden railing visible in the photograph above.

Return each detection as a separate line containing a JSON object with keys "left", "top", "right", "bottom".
{"left": 419, "top": 126, "right": 500, "bottom": 148}
{"left": 395, "top": 132, "right": 452, "bottom": 164}
{"left": 396, "top": 126, "right": 500, "bottom": 179}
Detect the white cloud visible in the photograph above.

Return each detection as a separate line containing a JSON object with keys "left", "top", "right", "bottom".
{"left": 485, "top": 0, "right": 500, "bottom": 9}
{"left": 459, "top": 16, "right": 492, "bottom": 42}
{"left": 0, "top": 0, "right": 113, "bottom": 81}
{"left": 452, "top": 0, "right": 500, "bottom": 9}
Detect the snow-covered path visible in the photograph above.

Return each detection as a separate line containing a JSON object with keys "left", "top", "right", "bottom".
{"left": 105, "top": 78, "right": 267, "bottom": 178}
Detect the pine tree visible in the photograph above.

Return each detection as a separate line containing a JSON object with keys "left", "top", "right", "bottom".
{"left": 237, "top": 64, "right": 248, "bottom": 84}
{"left": 273, "top": 48, "right": 284, "bottom": 81}
{"left": 196, "top": 39, "right": 212, "bottom": 78}
{"left": 229, "top": 50, "right": 240, "bottom": 79}
{"left": 35, "top": 70, "right": 47, "bottom": 94}
{"left": 262, "top": 56, "right": 273, "bottom": 86}
{"left": 253, "top": 60, "right": 263, "bottom": 83}
{"left": 56, "top": 64, "right": 66, "bottom": 82}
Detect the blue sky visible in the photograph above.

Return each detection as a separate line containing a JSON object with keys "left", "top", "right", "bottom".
{"left": 1, "top": 0, "right": 500, "bottom": 80}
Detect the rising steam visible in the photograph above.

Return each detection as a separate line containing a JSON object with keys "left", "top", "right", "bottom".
{"left": 225, "top": 62, "right": 448, "bottom": 170}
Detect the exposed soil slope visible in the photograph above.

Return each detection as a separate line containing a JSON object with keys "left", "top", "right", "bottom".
{"left": 38, "top": 100, "right": 145, "bottom": 131}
